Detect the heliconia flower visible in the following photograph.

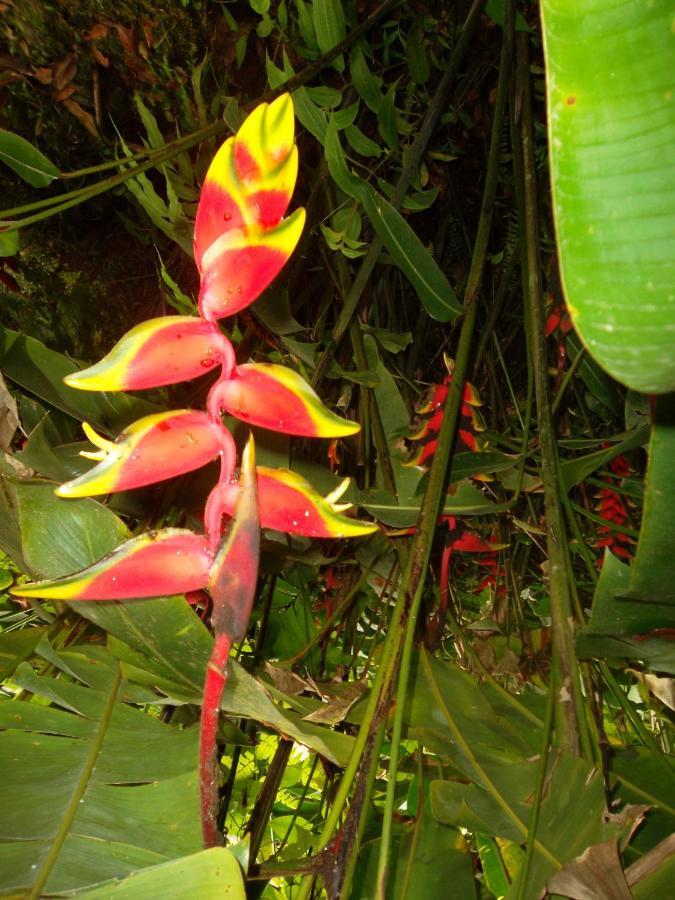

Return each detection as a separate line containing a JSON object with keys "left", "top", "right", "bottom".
{"left": 10, "top": 529, "right": 213, "bottom": 600}
{"left": 207, "top": 362, "right": 360, "bottom": 438}
{"left": 207, "top": 468, "right": 377, "bottom": 540}
{"left": 57, "top": 411, "right": 235, "bottom": 498}
{"left": 208, "top": 436, "right": 260, "bottom": 641}
{"left": 64, "top": 317, "right": 235, "bottom": 392}
{"left": 198, "top": 210, "right": 305, "bottom": 321}
{"left": 194, "top": 94, "right": 299, "bottom": 271}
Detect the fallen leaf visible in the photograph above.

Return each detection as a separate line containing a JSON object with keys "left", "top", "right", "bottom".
{"left": 62, "top": 99, "right": 99, "bottom": 139}
{"left": 84, "top": 23, "right": 108, "bottom": 41}
{"left": 32, "top": 66, "right": 53, "bottom": 85}
{"left": 54, "top": 84, "right": 77, "bottom": 102}
{"left": 547, "top": 836, "right": 632, "bottom": 900}
{"left": 53, "top": 53, "right": 77, "bottom": 90}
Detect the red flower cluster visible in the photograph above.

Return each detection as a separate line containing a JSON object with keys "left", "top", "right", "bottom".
{"left": 595, "top": 452, "right": 635, "bottom": 565}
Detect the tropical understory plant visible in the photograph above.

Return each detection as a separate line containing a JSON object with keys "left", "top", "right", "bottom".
{"left": 11, "top": 94, "right": 376, "bottom": 849}
{"left": 0, "top": 1, "right": 673, "bottom": 898}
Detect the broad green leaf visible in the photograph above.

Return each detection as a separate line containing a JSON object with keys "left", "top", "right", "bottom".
{"left": 576, "top": 552, "right": 675, "bottom": 673}
{"left": 75, "top": 848, "right": 245, "bottom": 899}
{"left": 0, "top": 627, "right": 47, "bottom": 681}
{"left": 0, "top": 325, "right": 163, "bottom": 434}
{"left": 0, "top": 648, "right": 202, "bottom": 895}
{"left": 359, "top": 184, "right": 462, "bottom": 321}
{"left": 0, "top": 129, "right": 59, "bottom": 187}
{"left": 354, "top": 821, "right": 475, "bottom": 900}
{"left": 542, "top": 0, "right": 675, "bottom": 392}
{"left": 312, "top": 0, "right": 346, "bottom": 71}
{"left": 627, "top": 393, "right": 675, "bottom": 604}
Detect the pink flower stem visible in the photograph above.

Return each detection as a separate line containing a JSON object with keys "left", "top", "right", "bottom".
{"left": 199, "top": 630, "right": 232, "bottom": 847}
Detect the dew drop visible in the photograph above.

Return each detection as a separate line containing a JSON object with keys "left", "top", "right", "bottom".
{"left": 227, "top": 286, "right": 234, "bottom": 294}
{"left": 111, "top": 576, "right": 117, "bottom": 583}
{"left": 237, "top": 286, "right": 243, "bottom": 294}
{"left": 223, "top": 212, "right": 231, "bottom": 222}
{"left": 292, "top": 520, "right": 298, "bottom": 527}
{"left": 200, "top": 358, "right": 215, "bottom": 368}
{"left": 304, "top": 510, "right": 310, "bottom": 517}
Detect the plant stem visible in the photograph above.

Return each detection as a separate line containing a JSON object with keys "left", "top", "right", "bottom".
{"left": 200, "top": 632, "right": 232, "bottom": 847}
{"left": 375, "top": 3, "right": 515, "bottom": 893}
{"left": 514, "top": 33, "right": 588, "bottom": 758}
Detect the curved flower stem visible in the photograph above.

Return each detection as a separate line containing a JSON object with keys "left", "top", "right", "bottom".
{"left": 199, "top": 632, "right": 232, "bottom": 847}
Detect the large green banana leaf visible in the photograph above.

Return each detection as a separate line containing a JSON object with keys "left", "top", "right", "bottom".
{"left": 542, "top": 0, "right": 675, "bottom": 393}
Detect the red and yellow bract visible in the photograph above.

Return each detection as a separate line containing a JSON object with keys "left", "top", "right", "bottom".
{"left": 12, "top": 95, "right": 376, "bottom": 848}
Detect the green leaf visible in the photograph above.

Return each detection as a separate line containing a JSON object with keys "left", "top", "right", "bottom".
{"left": 0, "top": 228, "right": 19, "bottom": 257}
{"left": 312, "top": 0, "right": 346, "bottom": 71}
{"left": 627, "top": 393, "right": 675, "bottom": 604}
{"left": 378, "top": 85, "right": 400, "bottom": 151}
{"left": 361, "top": 480, "right": 498, "bottom": 528}
{"left": 75, "top": 848, "right": 245, "bottom": 899}
{"left": 359, "top": 184, "right": 462, "bottom": 321}
{"left": 0, "top": 129, "right": 59, "bottom": 188}
{"left": 559, "top": 425, "right": 649, "bottom": 492}
{"left": 0, "top": 647, "right": 203, "bottom": 895}
{"left": 344, "top": 124, "right": 382, "bottom": 158}
{"left": 406, "top": 20, "right": 430, "bottom": 85}
{"left": 293, "top": 86, "right": 328, "bottom": 142}
{"left": 0, "top": 325, "right": 163, "bottom": 434}
{"left": 542, "top": 0, "right": 675, "bottom": 392}
{"left": 0, "top": 627, "right": 48, "bottom": 680}
{"left": 350, "top": 45, "right": 384, "bottom": 113}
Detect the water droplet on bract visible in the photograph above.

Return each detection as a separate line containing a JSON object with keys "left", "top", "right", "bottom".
{"left": 111, "top": 576, "right": 117, "bottom": 583}
{"left": 200, "top": 358, "right": 215, "bottom": 368}
{"left": 227, "top": 286, "right": 234, "bottom": 294}
{"left": 237, "top": 286, "right": 243, "bottom": 294}
{"left": 292, "top": 520, "right": 298, "bottom": 527}
{"left": 304, "top": 510, "right": 310, "bottom": 517}
{"left": 223, "top": 212, "right": 231, "bottom": 222}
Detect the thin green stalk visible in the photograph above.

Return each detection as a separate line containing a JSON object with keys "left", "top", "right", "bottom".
{"left": 375, "top": 7, "right": 516, "bottom": 893}
{"left": 515, "top": 673, "right": 556, "bottom": 900}
{"left": 311, "top": 0, "right": 487, "bottom": 388}
{"left": 0, "top": 122, "right": 225, "bottom": 225}
{"left": 551, "top": 346, "right": 585, "bottom": 416}
{"left": 27, "top": 665, "right": 122, "bottom": 899}
{"left": 514, "top": 32, "right": 590, "bottom": 759}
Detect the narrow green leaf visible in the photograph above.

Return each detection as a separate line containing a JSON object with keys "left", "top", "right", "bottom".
{"left": 350, "top": 45, "right": 384, "bottom": 113}
{"left": 378, "top": 85, "right": 400, "bottom": 151}
{"left": 359, "top": 184, "right": 462, "bottom": 321}
{"left": 0, "top": 129, "right": 59, "bottom": 188}
{"left": 345, "top": 124, "right": 382, "bottom": 158}
{"left": 313, "top": 0, "right": 346, "bottom": 71}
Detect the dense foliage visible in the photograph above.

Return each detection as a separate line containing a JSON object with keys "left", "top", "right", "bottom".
{"left": 0, "top": 1, "right": 673, "bottom": 898}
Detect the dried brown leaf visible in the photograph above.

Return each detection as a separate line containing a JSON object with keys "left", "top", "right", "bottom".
{"left": 62, "top": 99, "right": 99, "bottom": 139}
{"left": 53, "top": 83, "right": 77, "bottom": 102}
{"left": 53, "top": 54, "right": 77, "bottom": 91}
{"left": 32, "top": 66, "right": 53, "bottom": 85}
